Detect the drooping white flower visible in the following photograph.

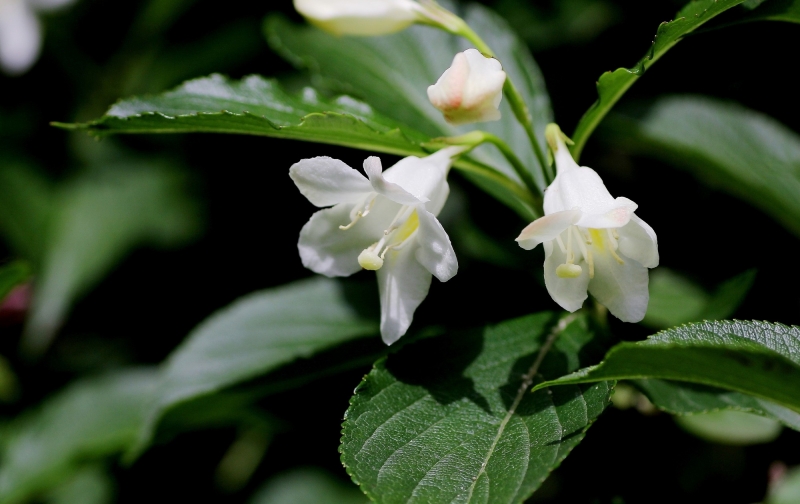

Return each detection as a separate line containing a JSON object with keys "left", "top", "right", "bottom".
{"left": 290, "top": 147, "right": 464, "bottom": 344}
{"left": 516, "top": 125, "right": 658, "bottom": 322}
{"left": 293, "top": 0, "right": 424, "bottom": 36}
{"left": 0, "top": 0, "right": 75, "bottom": 75}
{"left": 427, "top": 48, "right": 506, "bottom": 126}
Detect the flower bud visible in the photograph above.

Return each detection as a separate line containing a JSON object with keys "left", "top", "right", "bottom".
{"left": 427, "top": 49, "right": 506, "bottom": 125}
{"left": 293, "top": 0, "right": 422, "bottom": 36}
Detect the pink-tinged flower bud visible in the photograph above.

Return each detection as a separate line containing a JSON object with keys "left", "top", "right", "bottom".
{"left": 427, "top": 49, "right": 506, "bottom": 125}
{"left": 293, "top": 0, "right": 422, "bottom": 36}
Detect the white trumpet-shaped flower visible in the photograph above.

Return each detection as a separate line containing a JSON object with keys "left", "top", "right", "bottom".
{"left": 0, "top": 0, "right": 75, "bottom": 75}
{"left": 293, "top": 0, "right": 423, "bottom": 36}
{"left": 427, "top": 48, "right": 506, "bottom": 125}
{"left": 516, "top": 125, "right": 658, "bottom": 322}
{"left": 290, "top": 147, "right": 464, "bottom": 344}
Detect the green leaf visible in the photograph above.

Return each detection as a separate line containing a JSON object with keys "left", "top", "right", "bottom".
{"left": 533, "top": 321, "right": 800, "bottom": 415}
{"left": 643, "top": 268, "right": 755, "bottom": 329}
{"left": 0, "top": 261, "right": 31, "bottom": 304}
{"left": 634, "top": 379, "right": 800, "bottom": 431}
{"left": 570, "top": 0, "right": 748, "bottom": 159}
{"left": 341, "top": 313, "right": 612, "bottom": 504}
{"left": 603, "top": 96, "right": 800, "bottom": 237}
{"left": 58, "top": 74, "right": 430, "bottom": 157}
{"left": 250, "top": 468, "right": 369, "bottom": 504}
{"left": 766, "top": 465, "right": 800, "bottom": 504}
{"left": 43, "top": 466, "right": 114, "bottom": 504}
{"left": 129, "top": 277, "right": 379, "bottom": 460}
{"left": 0, "top": 163, "right": 55, "bottom": 264}
{"left": 674, "top": 409, "right": 782, "bottom": 445}
{"left": 0, "top": 369, "right": 156, "bottom": 504}
{"left": 21, "top": 163, "right": 201, "bottom": 355}
{"left": 265, "top": 0, "right": 553, "bottom": 190}
{"left": 726, "top": 0, "right": 800, "bottom": 23}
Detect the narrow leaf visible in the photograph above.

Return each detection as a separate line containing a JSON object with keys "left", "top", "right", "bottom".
{"left": 130, "top": 277, "right": 379, "bottom": 460}
{"left": 604, "top": 96, "right": 800, "bottom": 237}
{"left": 0, "top": 370, "right": 157, "bottom": 504}
{"left": 570, "top": 0, "right": 748, "bottom": 159}
{"left": 341, "top": 313, "right": 612, "bottom": 504}
{"left": 533, "top": 320, "right": 800, "bottom": 414}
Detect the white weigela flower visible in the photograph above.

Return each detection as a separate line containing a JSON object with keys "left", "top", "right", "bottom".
{"left": 0, "top": 0, "right": 75, "bottom": 75}
{"left": 516, "top": 125, "right": 658, "bottom": 322}
{"left": 290, "top": 147, "right": 464, "bottom": 344}
{"left": 293, "top": 0, "right": 423, "bottom": 36}
{"left": 427, "top": 48, "right": 506, "bottom": 126}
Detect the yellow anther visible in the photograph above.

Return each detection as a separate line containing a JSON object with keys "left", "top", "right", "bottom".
{"left": 358, "top": 248, "right": 384, "bottom": 270}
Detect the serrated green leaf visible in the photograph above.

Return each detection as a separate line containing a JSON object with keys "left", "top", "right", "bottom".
{"left": 265, "top": 0, "right": 553, "bottom": 190}
{"left": 674, "top": 409, "right": 782, "bottom": 445}
{"left": 643, "top": 268, "right": 755, "bottom": 329}
{"left": 603, "top": 96, "right": 800, "bottom": 237}
{"left": 570, "top": 0, "right": 748, "bottom": 159}
{"left": 341, "top": 313, "right": 612, "bottom": 504}
{"left": 129, "top": 277, "right": 379, "bottom": 461}
{"left": 533, "top": 321, "right": 800, "bottom": 415}
{"left": 0, "top": 370, "right": 156, "bottom": 504}
{"left": 250, "top": 468, "right": 369, "bottom": 504}
{"left": 634, "top": 379, "right": 800, "bottom": 431}
{"left": 57, "top": 74, "right": 537, "bottom": 220}
{"left": 21, "top": 163, "right": 201, "bottom": 355}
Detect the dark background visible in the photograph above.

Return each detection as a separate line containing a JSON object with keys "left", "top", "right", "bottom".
{"left": 1, "top": 0, "right": 798, "bottom": 502}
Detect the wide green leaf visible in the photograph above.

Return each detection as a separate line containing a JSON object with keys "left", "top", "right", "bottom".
{"left": 603, "top": 96, "right": 800, "bottom": 236}
{"left": 634, "top": 379, "right": 800, "bottom": 430}
{"left": 129, "top": 277, "right": 379, "bottom": 460}
{"left": 43, "top": 466, "right": 113, "bottom": 504}
{"left": 20, "top": 163, "right": 201, "bottom": 355}
{"left": 265, "top": 0, "right": 553, "bottom": 190}
{"left": 570, "top": 0, "right": 748, "bottom": 159}
{"left": 341, "top": 313, "right": 612, "bottom": 504}
{"left": 0, "top": 370, "right": 156, "bottom": 504}
{"left": 533, "top": 320, "right": 800, "bottom": 414}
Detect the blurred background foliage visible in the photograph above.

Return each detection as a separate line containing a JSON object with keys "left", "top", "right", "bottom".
{"left": 0, "top": 0, "right": 799, "bottom": 502}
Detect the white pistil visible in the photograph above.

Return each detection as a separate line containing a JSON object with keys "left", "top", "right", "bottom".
{"left": 339, "top": 196, "right": 376, "bottom": 230}
{"left": 355, "top": 205, "right": 419, "bottom": 271}
{"left": 571, "top": 226, "right": 594, "bottom": 279}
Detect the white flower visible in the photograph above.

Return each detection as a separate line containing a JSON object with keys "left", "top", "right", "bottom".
{"left": 293, "top": 0, "right": 423, "bottom": 36}
{"left": 290, "top": 147, "right": 464, "bottom": 344}
{"left": 515, "top": 125, "right": 658, "bottom": 322}
{"left": 0, "top": 0, "right": 75, "bottom": 75}
{"left": 427, "top": 49, "right": 506, "bottom": 126}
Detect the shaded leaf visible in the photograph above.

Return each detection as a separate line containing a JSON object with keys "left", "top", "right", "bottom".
{"left": 43, "top": 466, "right": 114, "bottom": 504}
{"left": 22, "top": 163, "right": 201, "bottom": 355}
{"left": 726, "top": 0, "right": 800, "bottom": 23}
{"left": 534, "top": 320, "right": 800, "bottom": 414}
{"left": 570, "top": 0, "right": 748, "bottom": 159}
{"left": 0, "top": 261, "right": 31, "bottom": 304}
{"left": 674, "top": 409, "right": 782, "bottom": 445}
{"left": 130, "top": 277, "right": 379, "bottom": 460}
{"left": 250, "top": 468, "right": 368, "bottom": 504}
{"left": 0, "top": 370, "right": 156, "bottom": 504}
{"left": 0, "top": 163, "right": 54, "bottom": 264}
{"left": 643, "top": 268, "right": 755, "bottom": 329}
{"left": 604, "top": 96, "right": 800, "bottom": 236}
{"left": 341, "top": 313, "right": 612, "bottom": 504}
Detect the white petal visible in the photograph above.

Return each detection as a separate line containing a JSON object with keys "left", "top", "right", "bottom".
{"left": 415, "top": 208, "right": 457, "bottom": 282}
{"left": 377, "top": 242, "right": 432, "bottom": 345}
{"left": 0, "top": 0, "right": 40, "bottom": 75}
{"left": 543, "top": 240, "right": 590, "bottom": 312}
{"left": 290, "top": 157, "right": 373, "bottom": 207}
{"left": 293, "top": 0, "right": 420, "bottom": 36}
{"left": 363, "top": 156, "right": 424, "bottom": 206}
{"left": 298, "top": 198, "right": 399, "bottom": 277}
{"left": 618, "top": 214, "right": 659, "bottom": 268}
{"left": 28, "top": 0, "right": 76, "bottom": 11}
{"left": 588, "top": 246, "right": 650, "bottom": 323}
{"left": 553, "top": 167, "right": 638, "bottom": 228}
{"left": 381, "top": 147, "right": 464, "bottom": 215}
{"left": 516, "top": 208, "right": 581, "bottom": 250}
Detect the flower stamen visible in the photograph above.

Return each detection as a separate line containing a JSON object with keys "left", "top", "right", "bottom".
{"left": 607, "top": 228, "right": 625, "bottom": 265}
